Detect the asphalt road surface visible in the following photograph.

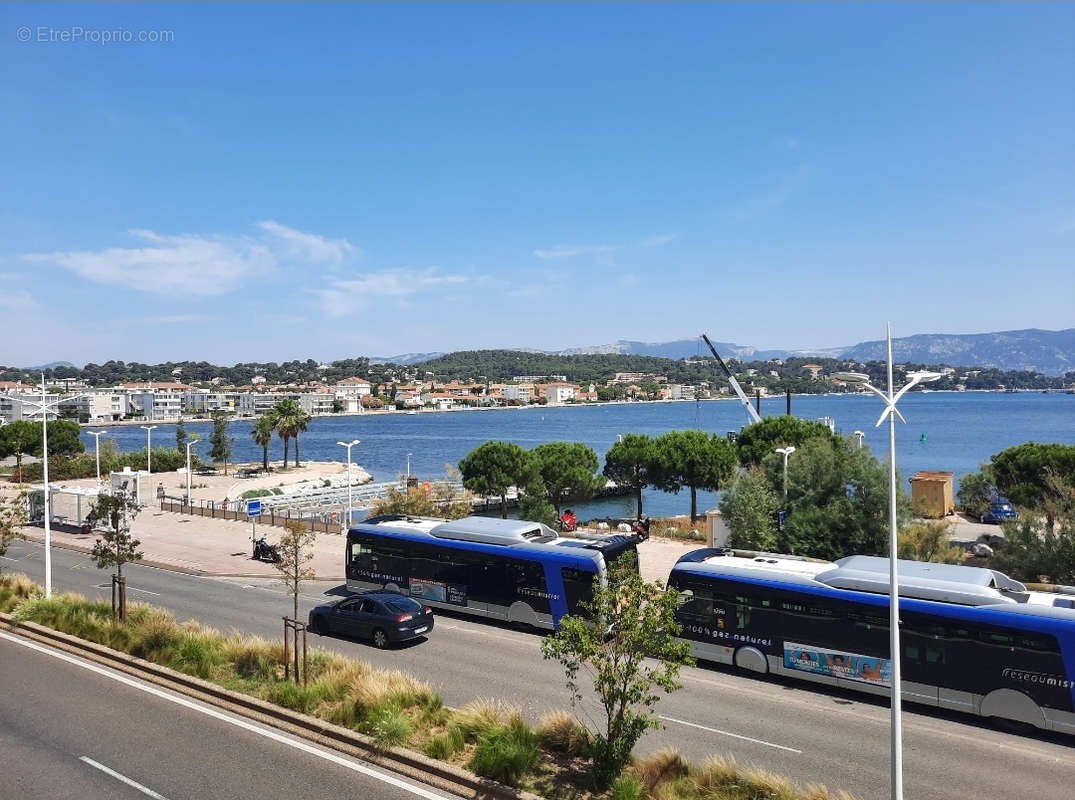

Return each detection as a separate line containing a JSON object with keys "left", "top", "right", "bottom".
{"left": 0, "top": 628, "right": 450, "bottom": 800}
{"left": 4, "top": 539, "right": 1073, "bottom": 799}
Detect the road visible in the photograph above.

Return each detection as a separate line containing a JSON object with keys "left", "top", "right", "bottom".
{"left": 4, "top": 539, "right": 1073, "bottom": 799}
{"left": 0, "top": 627, "right": 449, "bottom": 800}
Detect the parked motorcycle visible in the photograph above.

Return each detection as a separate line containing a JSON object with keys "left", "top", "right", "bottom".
{"left": 606, "top": 516, "right": 651, "bottom": 541}
{"left": 252, "top": 536, "right": 282, "bottom": 563}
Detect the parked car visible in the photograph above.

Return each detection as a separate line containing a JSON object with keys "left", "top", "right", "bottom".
{"left": 982, "top": 497, "right": 1017, "bottom": 524}
{"left": 308, "top": 591, "right": 434, "bottom": 648}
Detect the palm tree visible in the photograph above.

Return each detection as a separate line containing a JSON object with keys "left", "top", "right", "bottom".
{"left": 291, "top": 406, "right": 312, "bottom": 467}
{"left": 273, "top": 399, "right": 311, "bottom": 468}
{"left": 251, "top": 413, "right": 277, "bottom": 471}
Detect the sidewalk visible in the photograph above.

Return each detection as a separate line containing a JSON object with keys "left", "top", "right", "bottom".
{"left": 19, "top": 506, "right": 699, "bottom": 584}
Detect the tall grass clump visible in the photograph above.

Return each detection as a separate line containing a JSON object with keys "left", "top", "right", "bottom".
{"left": 422, "top": 726, "right": 465, "bottom": 761}
{"left": 536, "top": 710, "right": 591, "bottom": 757}
{"left": 366, "top": 705, "right": 415, "bottom": 750}
{"left": 636, "top": 748, "right": 690, "bottom": 793}
{"left": 0, "top": 573, "right": 39, "bottom": 613}
{"left": 465, "top": 713, "right": 541, "bottom": 787}
{"left": 452, "top": 698, "right": 513, "bottom": 741}
{"left": 610, "top": 774, "right": 645, "bottom": 800}
{"left": 220, "top": 633, "right": 281, "bottom": 681}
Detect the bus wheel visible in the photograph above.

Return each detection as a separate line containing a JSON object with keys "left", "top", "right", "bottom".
{"left": 508, "top": 601, "right": 538, "bottom": 630}
{"left": 734, "top": 646, "right": 769, "bottom": 674}
{"left": 980, "top": 689, "right": 1045, "bottom": 730}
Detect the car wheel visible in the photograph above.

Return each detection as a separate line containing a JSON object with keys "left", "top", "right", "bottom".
{"left": 372, "top": 628, "right": 389, "bottom": 649}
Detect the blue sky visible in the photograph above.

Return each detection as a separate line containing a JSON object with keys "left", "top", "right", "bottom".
{"left": 2, "top": 3, "right": 1072, "bottom": 367}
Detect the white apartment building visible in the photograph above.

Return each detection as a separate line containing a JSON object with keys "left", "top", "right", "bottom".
{"left": 334, "top": 377, "right": 371, "bottom": 413}
{"left": 501, "top": 384, "right": 534, "bottom": 404}
{"left": 542, "top": 382, "right": 577, "bottom": 405}
{"left": 122, "top": 382, "right": 189, "bottom": 421}
{"left": 664, "top": 384, "right": 697, "bottom": 401}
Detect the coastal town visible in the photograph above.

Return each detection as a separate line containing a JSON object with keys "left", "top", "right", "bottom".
{"left": 3, "top": 360, "right": 1065, "bottom": 426}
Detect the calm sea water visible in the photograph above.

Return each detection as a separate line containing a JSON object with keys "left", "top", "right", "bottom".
{"left": 82, "top": 392, "right": 1075, "bottom": 520}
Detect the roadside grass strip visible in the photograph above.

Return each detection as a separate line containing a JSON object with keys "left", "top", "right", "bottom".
{"left": 0, "top": 573, "right": 852, "bottom": 800}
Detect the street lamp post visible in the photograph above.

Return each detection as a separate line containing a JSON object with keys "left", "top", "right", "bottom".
{"left": 406, "top": 452, "right": 412, "bottom": 481}
{"left": 87, "top": 430, "right": 107, "bottom": 490}
{"left": 852, "top": 430, "right": 865, "bottom": 449}
{"left": 834, "top": 324, "right": 941, "bottom": 800}
{"left": 0, "top": 374, "right": 88, "bottom": 598}
{"left": 337, "top": 439, "right": 360, "bottom": 530}
{"left": 140, "top": 425, "right": 158, "bottom": 474}
{"left": 185, "top": 437, "right": 200, "bottom": 507}
{"left": 774, "top": 446, "right": 796, "bottom": 501}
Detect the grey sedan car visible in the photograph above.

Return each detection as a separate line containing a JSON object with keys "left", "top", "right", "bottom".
{"left": 308, "top": 591, "right": 434, "bottom": 648}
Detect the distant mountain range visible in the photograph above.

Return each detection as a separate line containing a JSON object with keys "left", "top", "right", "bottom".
{"left": 376, "top": 328, "right": 1075, "bottom": 376}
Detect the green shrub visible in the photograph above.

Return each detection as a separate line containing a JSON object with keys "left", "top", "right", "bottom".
{"left": 240, "top": 489, "right": 273, "bottom": 499}
{"left": 466, "top": 722, "right": 541, "bottom": 787}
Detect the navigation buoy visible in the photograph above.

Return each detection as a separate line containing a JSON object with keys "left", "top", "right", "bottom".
{"left": 920, "top": 433, "right": 927, "bottom": 443}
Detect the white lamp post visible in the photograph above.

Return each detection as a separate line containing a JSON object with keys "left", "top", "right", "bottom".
{"left": 406, "top": 452, "right": 412, "bottom": 481}
{"left": 774, "top": 446, "right": 796, "bottom": 501}
{"left": 337, "top": 439, "right": 359, "bottom": 529}
{"left": 140, "top": 425, "right": 158, "bottom": 474}
{"left": 87, "top": 430, "right": 107, "bottom": 490}
{"left": 834, "top": 324, "right": 941, "bottom": 800}
{"left": 185, "top": 437, "right": 200, "bottom": 507}
{"left": 852, "top": 430, "right": 865, "bottom": 449}
{"left": 0, "top": 374, "right": 88, "bottom": 598}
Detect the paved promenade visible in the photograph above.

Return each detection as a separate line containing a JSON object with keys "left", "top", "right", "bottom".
{"left": 19, "top": 506, "right": 700, "bottom": 584}
{"left": 9, "top": 458, "right": 996, "bottom": 586}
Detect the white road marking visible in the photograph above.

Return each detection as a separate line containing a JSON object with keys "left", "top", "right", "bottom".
{"left": 94, "top": 583, "right": 161, "bottom": 596}
{"left": 80, "top": 756, "right": 170, "bottom": 799}
{"left": 1, "top": 631, "right": 448, "bottom": 799}
{"left": 659, "top": 715, "right": 803, "bottom": 753}
{"left": 0, "top": 555, "right": 17, "bottom": 561}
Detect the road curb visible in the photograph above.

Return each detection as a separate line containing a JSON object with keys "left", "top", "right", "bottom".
{"left": 0, "top": 613, "right": 544, "bottom": 800}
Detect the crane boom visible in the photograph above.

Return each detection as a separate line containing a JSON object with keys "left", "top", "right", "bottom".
{"left": 700, "top": 332, "right": 762, "bottom": 425}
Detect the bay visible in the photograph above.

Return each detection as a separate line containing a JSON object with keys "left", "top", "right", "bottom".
{"left": 81, "top": 392, "right": 1075, "bottom": 520}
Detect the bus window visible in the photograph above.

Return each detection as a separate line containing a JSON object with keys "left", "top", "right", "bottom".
{"left": 561, "top": 567, "right": 596, "bottom": 617}
{"left": 511, "top": 560, "right": 551, "bottom": 613}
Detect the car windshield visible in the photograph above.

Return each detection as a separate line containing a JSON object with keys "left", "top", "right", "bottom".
{"left": 385, "top": 597, "right": 423, "bottom": 614}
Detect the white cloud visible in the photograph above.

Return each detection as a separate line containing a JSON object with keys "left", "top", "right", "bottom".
{"left": 619, "top": 272, "right": 640, "bottom": 287}
{"left": 638, "top": 233, "right": 678, "bottom": 248}
{"left": 0, "top": 287, "right": 39, "bottom": 312}
{"left": 25, "top": 229, "right": 275, "bottom": 296}
{"left": 311, "top": 268, "right": 470, "bottom": 318}
{"left": 257, "top": 220, "right": 357, "bottom": 265}
{"left": 533, "top": 244, "right": 621, "bottom": 259}
{"left": 23, "top": 222, "right": 357, "bottom": 296}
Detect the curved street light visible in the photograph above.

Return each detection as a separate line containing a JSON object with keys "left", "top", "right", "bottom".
{"left": 774, "top": 445, "right": 796, "bottom": 501}
{"left": 337, "top": 439, "right": 360, "bottom": 530}
{"left": 185, "top": 437, "right": 200, "bottom": 507}
{"left": 0, "top": 374, "right": 88, "bottom": 598}
{"left": 140, "top": 425, "right": 158, "bottom": 474}
{"left": 833, "top": 324, "right": 941, "bottom": 800}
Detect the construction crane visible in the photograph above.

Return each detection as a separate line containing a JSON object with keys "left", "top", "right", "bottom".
{"left": 700, "top": 332, "right": 762, "bottom": 425}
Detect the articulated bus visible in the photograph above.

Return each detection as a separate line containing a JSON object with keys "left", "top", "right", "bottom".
{"left": 345, "top": 515, "right": 640, "bottom": 630}
{"left": 668, "top": 548, "right": 1075, "bottom": 735}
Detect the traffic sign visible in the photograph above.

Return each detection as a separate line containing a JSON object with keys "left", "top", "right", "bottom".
{"left": 247, "top": 500, "right": 261, "bottom": 518}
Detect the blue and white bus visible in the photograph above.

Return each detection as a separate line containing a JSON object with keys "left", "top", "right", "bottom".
{"left": 668, "top": 548, "right": 1075, "bottom": 735}
{"left": 345, "top": 515, "right": 640, "bottom": 630}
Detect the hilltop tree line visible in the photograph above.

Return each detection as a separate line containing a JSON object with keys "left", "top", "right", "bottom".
{"left": 3, "top": 350, "right": 1072, "bottom": 392}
